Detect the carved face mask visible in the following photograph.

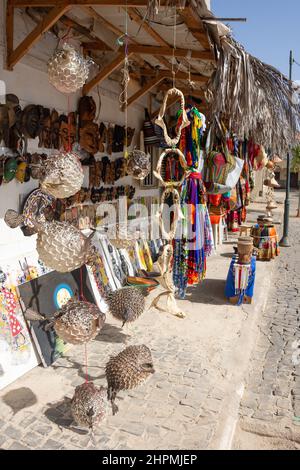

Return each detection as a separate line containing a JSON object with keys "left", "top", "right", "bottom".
{"left": 59, "top": 116, "right": 76, "bottom": 151}
{"left": 16, "top": 161, "right": 27, "bottom": 183}
{"left": 39, "top": 115, "right": 51, "bottom": 149}
{"left": 4, "top": 158, "right": 17, "bottom": 182}
{"left": 21, "top": 105, "right": 42, "bottom": 139}
{"left": 50, "top": 110, "right": 60, "bottom": 149}
{"left": 78, "top": 96, "right": 96, "bottom": 124}
{"left": 0, "top": 105, "right": 10, "bottom": 145}
{"left": 79, "top": 122, "right": 99, "bottom": 154}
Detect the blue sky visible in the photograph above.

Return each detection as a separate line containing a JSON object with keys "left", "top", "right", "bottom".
{"left": 212, "top": 0, "right": 300, "bottom": 80}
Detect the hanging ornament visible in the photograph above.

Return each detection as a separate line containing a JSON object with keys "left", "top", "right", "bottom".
{"left": 71, "top": 382, "right": 107, "bottom": 429}
{"left": 36, "top": 222, "right": 95, "bottom": 272}
{"left": 37, "top": 151, "right": 84, "bottom": 199}
{"left": 155, "top": 88, "right": 190, "bottom": 147}
{"left": 48, "top": 43, "right": 90, "bottom": 94}
{"left": 106, "top": 344, "right": 155, "bottom": 415}
{"left": 106, "top": 286, "right": 147, "bottom": 327}
{"left": 4, "top": 213, "right": 95, "bottom": 272}
{"left": 126, "top": 149, "right": 151, "bottom": 180}
{"left": 54, "top": 299, "right": 105, "bottom": 344}
{"left": 24, "top": 298, "right": 105, "bottom": 344}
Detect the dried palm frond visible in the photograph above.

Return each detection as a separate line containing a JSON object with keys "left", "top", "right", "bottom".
{"left": 207, "top": 37, "right": 300, "bottom": 154}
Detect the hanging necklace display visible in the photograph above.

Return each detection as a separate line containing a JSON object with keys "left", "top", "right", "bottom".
{"left": 48, "top": 43, "right": 90, "bottom": 94}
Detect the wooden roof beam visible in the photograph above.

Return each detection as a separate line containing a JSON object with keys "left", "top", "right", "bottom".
{"left": 82, "top": 43, "right": 215, "bottom": 61}
{"left": 126, "top": 7, "right": 173, "bottom": 71}
{"left": 7, "top": 3, "right": 70, "bottom": 69}
{"left": 124, "top": 75, "right": 166, "bottom": 109}
{"left": 178, "top": 6, "right": 214, "bottom": 54}
{"left": 6, "top": 3, "right": 14, "bottom": 68}
{"left": 11, "top": 0, "right": 182, "bottom": 6}
{"left": 83, "top": 52, "right": 133, "bottom": 95}
{"left": 137, "top": 68, "right": 208, "bottom": 83}
{"left": 79, "top": 6, "right": 149, "bottom": 68}
{"left": 150, "top": 94, "right": 180, "bottom": 119}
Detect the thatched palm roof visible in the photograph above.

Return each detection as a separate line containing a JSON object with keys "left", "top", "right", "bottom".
{"left": 206, "top": 37, "right": 300, "bottom": 153}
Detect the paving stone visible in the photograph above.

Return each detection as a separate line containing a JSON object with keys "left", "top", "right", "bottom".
{"left": 8, "top": 441, "right": 30, "bottom": 450}
{"left": 120, "top": 422, "right": 145, "bottom": 437}
{"left": 43, "top": 439, "right": 63, "bottom": 450}
{"left": 4, "top": 425, "right": 22, "bottom": 440}
{"left": 21, "top": 432, "right": 43, "bottom": 448}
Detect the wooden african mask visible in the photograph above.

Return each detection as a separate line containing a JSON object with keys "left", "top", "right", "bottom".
{"left": 79, "top": 121, "right": 99, "bottom": 155}
{"left": 98, "top": 122, "right": 107, "bottom": 153}
{"left": 78, "top": 96, "right": 96, "bottom": 125}
{"left": 38, "top": 109, "right": 51, "bottom": 149}
{"left": 50, "top": 109, "right": 60, "bottom": 149}
{"left": 59, "top": 113, "right": 76, "bottom": 151}
{"left": 21, "top": 104, "right": 43, "bottom": 139}
{"left": 0, "top": 105, "right": 10, "bottom": 146}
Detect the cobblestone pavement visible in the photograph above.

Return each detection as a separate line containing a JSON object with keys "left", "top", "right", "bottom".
{"left": 234, "top": 194, "right": 300, "bottom": 449}
{"left": 0, "top": 193, "right": 295, "bottom": 451}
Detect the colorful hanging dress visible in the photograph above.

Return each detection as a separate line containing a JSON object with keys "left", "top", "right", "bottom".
{"left": 173, "top": 107, "right": 213, "bottom": 298}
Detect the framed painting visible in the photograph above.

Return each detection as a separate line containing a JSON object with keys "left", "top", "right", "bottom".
{"left": 18, "top": 266, "right": 97, "bottom": 367}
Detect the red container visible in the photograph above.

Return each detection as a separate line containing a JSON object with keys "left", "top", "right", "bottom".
{"left": 209, "top": 194, "right": 222, "bottom": 206}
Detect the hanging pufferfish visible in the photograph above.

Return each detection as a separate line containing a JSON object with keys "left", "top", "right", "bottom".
{"left": 172, "top": 106, "right": 214, "bottom": 299}
{"left": 4, "top": 209, "right": 96, "bottom": 273}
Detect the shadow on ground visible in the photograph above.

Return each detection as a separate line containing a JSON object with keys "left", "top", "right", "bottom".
{"left": 185, "top": 279, "right": 227, "bottom": 305}
{"left": 2, "top": 387, "right": 37, "bottom": 414}
{"left": 44, "top": 397, "right": 89, "bottom": 435}
{"left": 95, "top": 323, "right": 129, "bottom": 344}
{"left": 52, "top": 357, "right": 105, "bottom": 382}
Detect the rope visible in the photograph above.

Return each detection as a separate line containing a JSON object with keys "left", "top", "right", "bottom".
{"left": 118, "top": 0, "right": 130, "bottom": 158}
{"left": 84, "top": 342, "right": 89, "bottom": 383}
{"left": 172, "top": 5, "right": 177, "bottom": 89}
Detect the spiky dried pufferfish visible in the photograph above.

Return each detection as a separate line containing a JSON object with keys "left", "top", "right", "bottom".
{"left": 25, "top": 298, "right": 105, "bottom": 344}
{"left": 5, "top": 210, "right": 95, "bottom": 273}
{"left": 105, "top": 286, "right": 148, "bottom": 327}
{"left": 105, "top": 344, "right": 155, "bottom": 415}
{"left": 71, "top": 382, "right": 108, "bottom": 431}
{"left": 4, "top": 188, "right": 55, "bottom": 236}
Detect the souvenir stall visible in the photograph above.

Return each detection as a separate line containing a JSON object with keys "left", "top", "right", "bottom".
{"left": 0, "top": 0, "right": 299, "bottom": 429}
{"left": 0, "top": 0, "right": 224, "bottom": 424}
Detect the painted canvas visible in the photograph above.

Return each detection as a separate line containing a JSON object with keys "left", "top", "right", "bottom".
{"left": 18, "top": 266, "right": 97, "bottom": 367}
{"left": 0, "top": 286, "right": 39, "bottom": 391}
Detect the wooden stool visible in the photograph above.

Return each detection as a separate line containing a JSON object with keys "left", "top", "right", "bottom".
{"left": 239, "top": 224, "right": 252, "bottom": 237}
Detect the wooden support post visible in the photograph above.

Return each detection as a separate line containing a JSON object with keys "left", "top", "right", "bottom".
{"left": 7, "top": 4, "right": 70, "bottom": 69}
{"left": 83, "top": 52, "right": 132, "bottom": 95}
